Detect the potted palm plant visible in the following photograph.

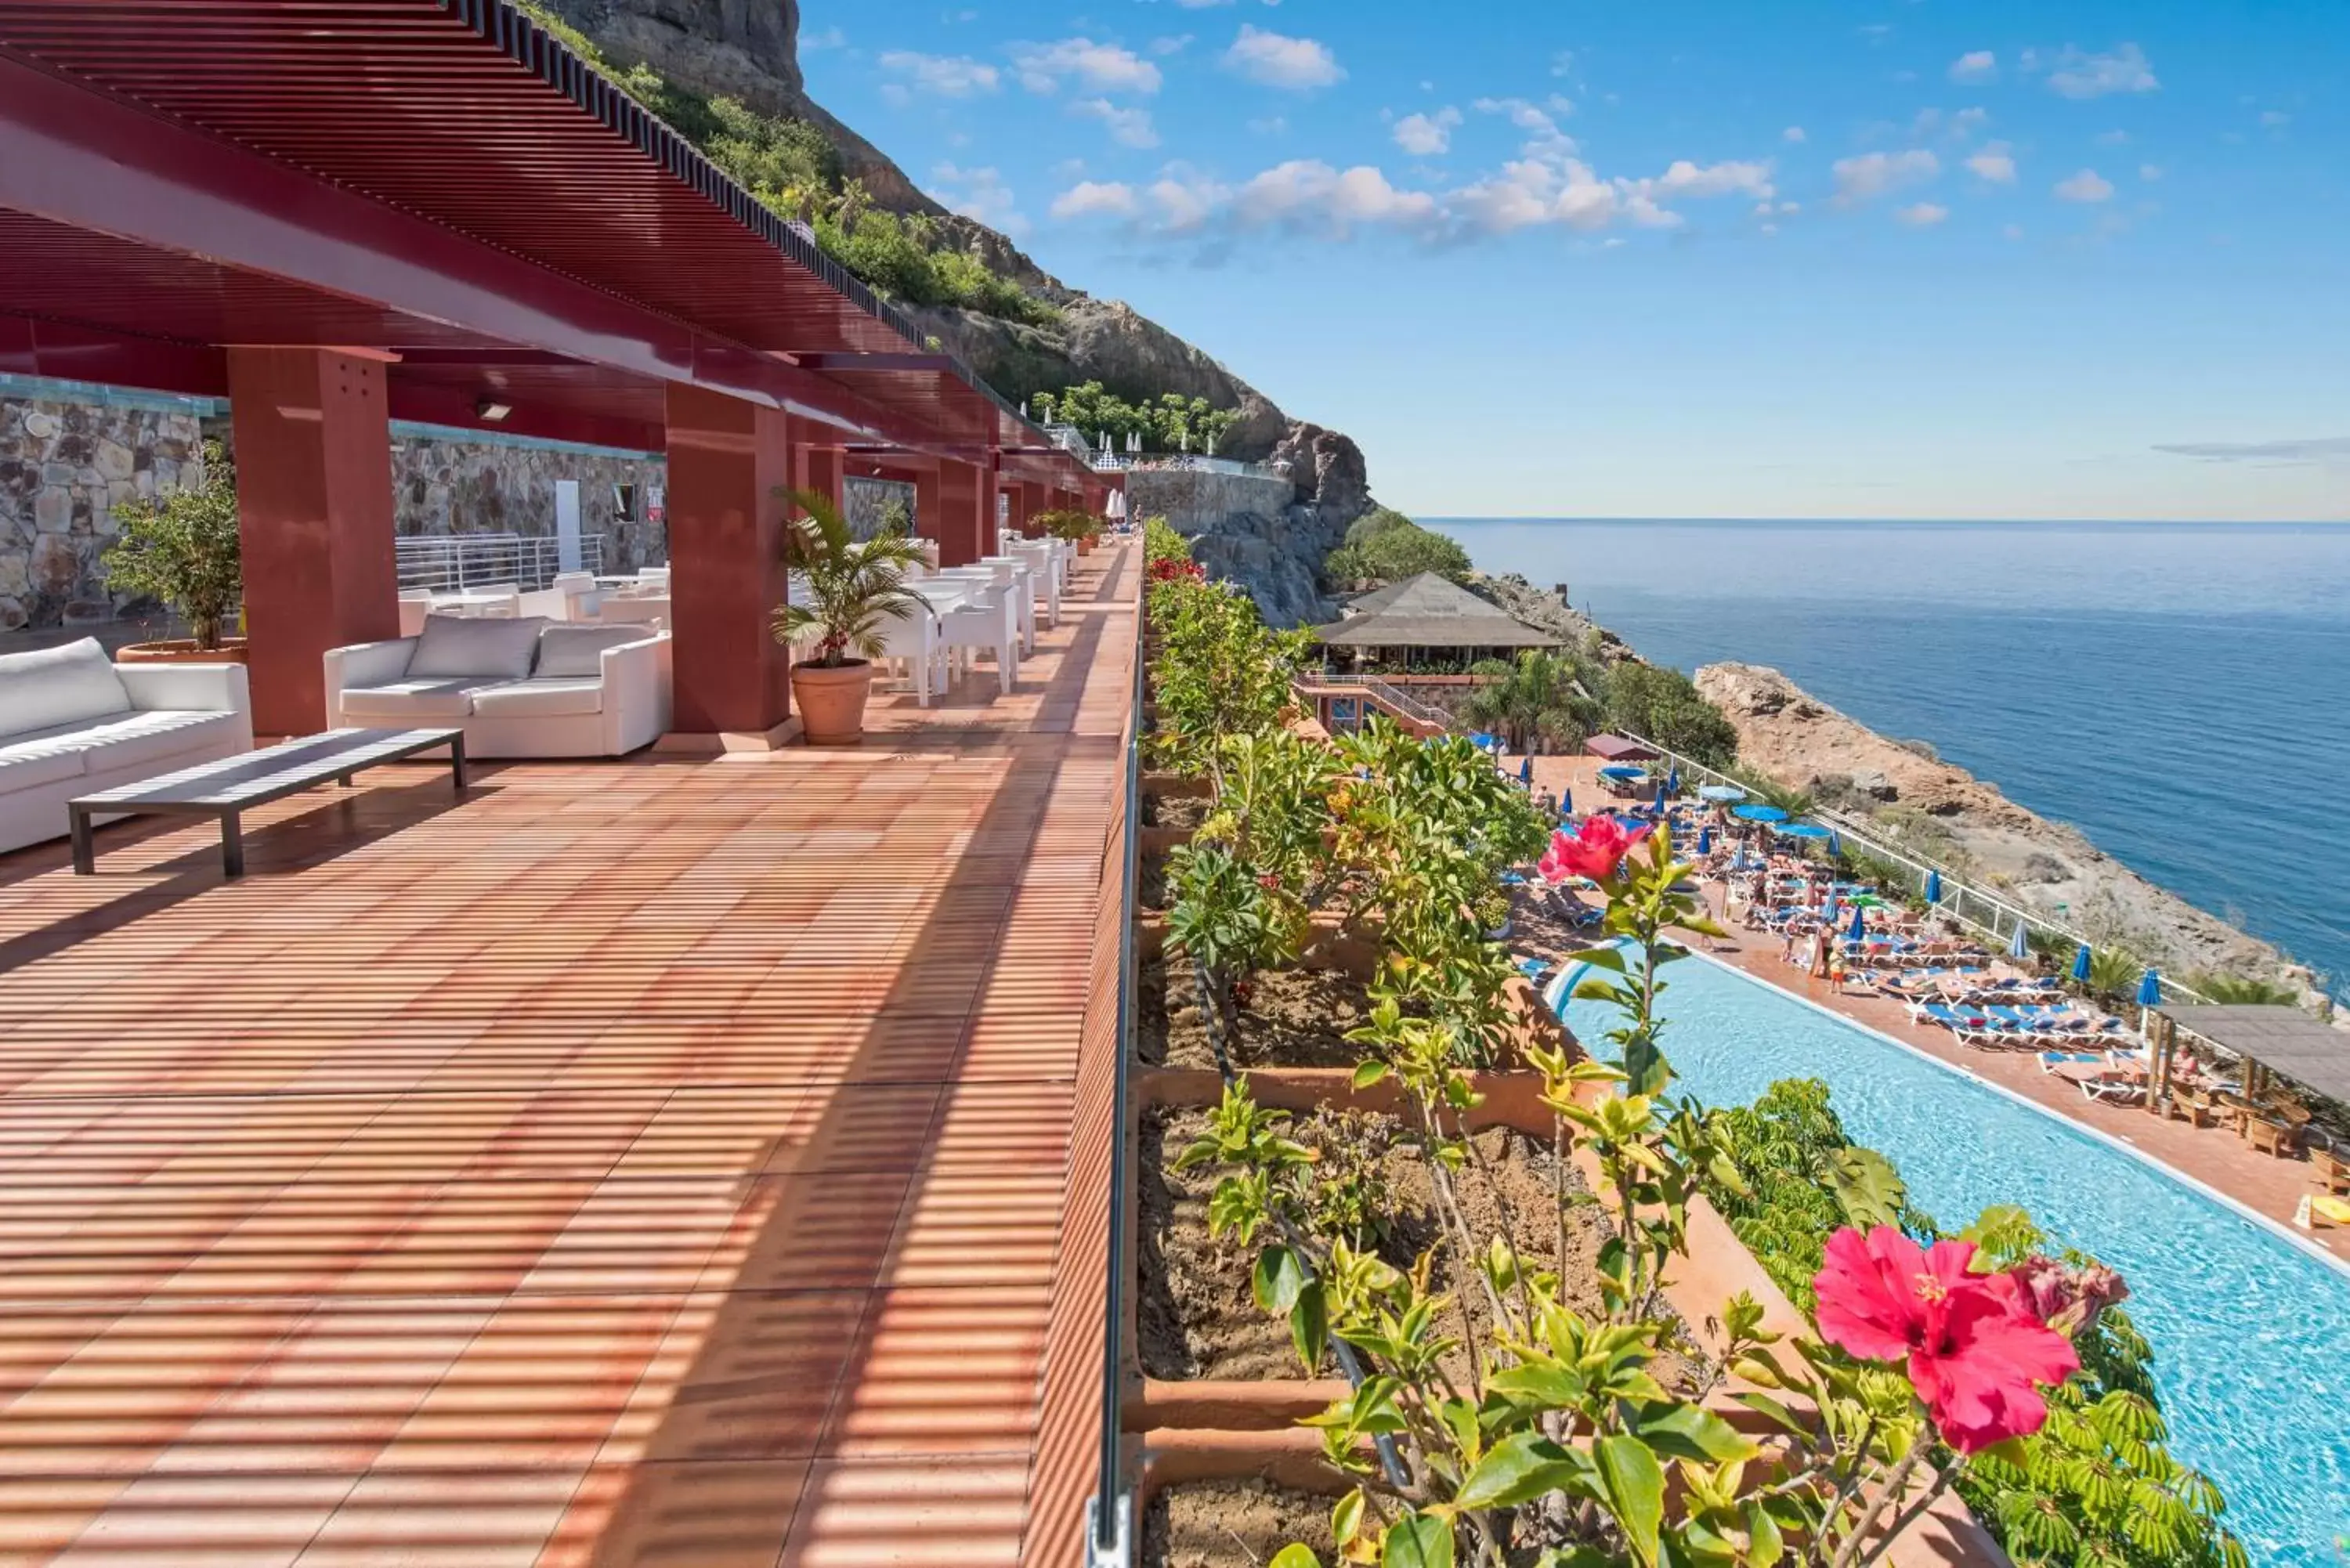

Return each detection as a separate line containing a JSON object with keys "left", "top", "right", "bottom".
{"left": 1036, "top": 507, "right": 1100, "bottom": 555}
{"left": 769, "top": 486, "right": 929, "bottom": 746}
{"left": 102, "top": 440, "right": 247, "bottom": 663}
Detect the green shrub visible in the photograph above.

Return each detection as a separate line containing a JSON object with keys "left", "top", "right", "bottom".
{"left": 1321, "top": 508, "right": 1473, "bottom": 585}
{"left": 1603, "top": 660, "right": 1738, "bottom": 766}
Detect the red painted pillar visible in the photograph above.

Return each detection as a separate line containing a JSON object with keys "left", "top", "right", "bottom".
{"left": 1018, "top": 481, "right": 1050, "bottom": 532}
{"left": 226, "top": 347, "right": 398, "bottom": 738}
{"left": 803, "top": 443, "right": 846, "bottom": 514}
{"left": 935, "top": 459, "right": 985, "bottom": 567}
{"left": 911, "top": 466, "right": 943, "bottom": 549}
{"left": 664, "top": 385, "right": 794, "bottom": 738}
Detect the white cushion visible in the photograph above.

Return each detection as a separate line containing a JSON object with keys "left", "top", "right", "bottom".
{"left": 0, "top": 638, "right": 132, "bottom": 739}
{"left": 406, "top": 614, "right": 549, "bottom": 680}
{"left": 0, "top": 740, "right": 88, "bottom": 797}
{"left": 468, "top": 678, "right": 604, "bottom": 718}
{"left": 338, "top": 678, "right": 499, "bottom": 722}
{"left": 534, "top": 626, "right": 646, "bottom": 678}
{"left": 1, "top": 709, "right": 244, "bottom": 776}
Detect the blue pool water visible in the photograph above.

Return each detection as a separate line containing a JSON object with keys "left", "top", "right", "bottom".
{"left": 1558, "top": 951, "right": 2350, "bottom": 1565}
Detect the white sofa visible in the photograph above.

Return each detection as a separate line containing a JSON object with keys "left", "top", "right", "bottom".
{"left": 324, "top": 613, "right": 671, "bottom": 759}
{"left": 0, "top": 638, "right": 254, "bottom": 855}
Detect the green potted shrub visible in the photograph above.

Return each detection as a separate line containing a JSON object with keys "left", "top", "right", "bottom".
{"left": 1034, "top": 507, "right": 1099, "bottom": 555}
{"left": 768, "top": 486, "right": 928, "bottom": 746}
{"left": 101, "top": 440, "right": 245, "bottom": 663}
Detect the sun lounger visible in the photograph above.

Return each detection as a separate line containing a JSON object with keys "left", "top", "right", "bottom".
{"left": 2077, "top": 1071, "right": 2146, "bottom": 1106}
{"left": 2037, "top": 1050, "right": 2105, "bottom": 1072}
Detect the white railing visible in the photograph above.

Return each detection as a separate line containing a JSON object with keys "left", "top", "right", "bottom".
{"left": 1615, "top": 728, "right": 2218, "bottom": 1009}
{"left": 395, "top": 533, "right": 606, "bottom": 593}
{"left": 1294, "top": 673, "right": 1448, "bottom": 731}
{"left": 1039, "top": 424, "right": 1282, "bottom": 481}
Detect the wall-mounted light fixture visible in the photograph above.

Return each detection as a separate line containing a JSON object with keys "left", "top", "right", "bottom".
{"left": 475, "top": 397, "right": 513, "bottom": 422}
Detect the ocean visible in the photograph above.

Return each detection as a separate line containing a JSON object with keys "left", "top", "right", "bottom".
{"left": 1432, "top": 519, "right": 2350, "bottom": 999}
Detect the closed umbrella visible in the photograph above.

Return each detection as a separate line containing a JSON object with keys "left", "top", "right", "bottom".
{"left": 1848, "top": 904, "right": 1868, "bottom": 941}
{"left": 1828, "top": 831, "right": 1843, "bottom": 858}
{"left": 1924, "top": 869, "right": 1942, "bottom": 905}
{"left": 2008, "top": 921, "right": 2030, "bottom": 962}
{"left": 1519, "top": 757, "right": 1533, "bottom": 786}
{"left": 2070, "top": 944, "right": 2092, "bottom": 984}
{"left": 1560, "top": 787, "right": 1572, "bottom": 816}
{"left": 2137, "top": 969, "right": 2162, "bottom": 1008}
{"left": 1666, "top": 767, "right": 1680, "bottom": 797}
{"left": 1696, "top": 826, "right": 1712, "bottom": 855}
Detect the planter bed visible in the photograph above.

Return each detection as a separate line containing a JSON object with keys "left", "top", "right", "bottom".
{"left": 1140, "top": 793, "right": 1211, "bottom": 832}
{"left": 1142, "top": 1478, "right": 1340, "bottom": 1568}
{"left": 1140, "top": 955, "right": 1376, "bottom": 1071}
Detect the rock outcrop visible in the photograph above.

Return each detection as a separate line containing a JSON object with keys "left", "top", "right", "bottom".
{"left": 539, "top": 0, "right": 1339, "bottom": 466}
{"left": 1697, "top": 663, "right": 2331, "bottom": 1010}
{"left": 1464, "top": 574, "right": 1635, "bottom": 663}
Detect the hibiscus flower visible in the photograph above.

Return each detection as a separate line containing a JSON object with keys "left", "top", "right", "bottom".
{"left": 1813, "top": 1226, "right": 2080, "bottom": 1453}
{"left": 1541, "top": 816, "right": 1640, "bottom": 883}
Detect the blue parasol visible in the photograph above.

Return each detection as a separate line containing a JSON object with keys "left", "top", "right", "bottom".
{"left": 2008, "top": 921, "right": 2030, "bottom": 961}
{"left": 1828, "top": 830, "right": 1843, "bottom": 858}
{"left": 1665, "top": 767, "right": 1680, "bottom": 796}
{"left": 1848, "top": 904, "right": 1868, "bottom": 940}
{"left": 2071, "top": 944, "right": 2092, "bottom": 983}
{"left": 1468, "top": 731, "right": 1494, "bottom": 750}
{"left": 1924, "top": 869, "right": 1942, "bottom": 905}
{"left": 1699, "top": 784, "right": 1747, "bottom": 802}
{"left": 1823, "top": 891, "right": 1839, "bottom": 923}
{"left": 1519, "top": 757, "right": 1533, "bottom": 786}
{"left": 1778, "top": 822, "right": 1832, "bottom": 840}
{"left": 1598, "top": 764, "right": 1649, "bottom": 782}
{"left": 1696, "top": 826, "right": 1712, "bottom": 855}
{"left": 2137, "top": 968, "right": 2163, "bottom": 1007}
{"left": 1732, "top": 803, "right": 1789, "bottom": 823}
{"left": 1560, "top": 787, "right": 1572, "bottom": 816}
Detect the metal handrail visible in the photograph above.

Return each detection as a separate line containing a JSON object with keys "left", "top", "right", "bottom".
{"left": 1614, "top": 728, "right": 2218, "bottom": 1010}
{"left": 1294, "top": 672, "right": 1448, "bottom": 729}
{"left": 393, "top": 533, "right": 606, "bottom": 593}
{"left": 1088, "top": 596, "right": 1143, "bottom": 1568}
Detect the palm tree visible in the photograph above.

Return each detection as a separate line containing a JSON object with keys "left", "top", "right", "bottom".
{"left": 768, "top": 487, "right": 928, "bottom": 667}
{"left": 2081, "top": 945, "right": 2146, "bottom": 1002}
{"left": 2187, "top": 970, "right": 2301, "bottom": 1006}
{"left": 1460, "top": 652, "right": 1599, "bottom": 751}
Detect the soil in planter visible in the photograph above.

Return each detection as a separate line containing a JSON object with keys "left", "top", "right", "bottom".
{"left": 1141, "top": 793, "right": 1212, "bottom": 831}
{"left": 1141, "top": 851, "right": 1169, "bottom": 910}
{"left": 1141, "top": 1107, "right": 1706, "bottom": 1394}
{"left": 1140, "top": 956, "right": 1372, "bottom": 1072}
{"left": 1143, "top": 1479, "right": 1337, "bottom": 1568}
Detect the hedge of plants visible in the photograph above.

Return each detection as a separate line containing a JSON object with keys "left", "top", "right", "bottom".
{"left": 1135, "top": 526, "right": 2243, "bottom": 1568}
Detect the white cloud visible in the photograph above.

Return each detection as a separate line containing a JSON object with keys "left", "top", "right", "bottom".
{"left": 1549, "top": 50, "right": 1575, "bottom": 77}
{"left": 1148, "top": 172, "right": 1231, "bottom": 233}
{"left": 1072, "top": 98, "right": 1159, "bottom": 147}
{"left": 1248, "top": 115, "right": 1288, "bottom": 135}
{"left": 2041, "top": 43, "right": 2157, "bottom": 99}
{"left": 1831, "top": 149, "right": 1940, "bottom": 203}
{"left": 1149, "top": 34, "right": 1192, "bottom": 56}
{"left": 2095, "top": 128, "right": 2132, "bottom": 146}
{"left": 1965, "top": 143, "right": 2016, "bottom": 182}
{"left": 879, "top": 51, "right": 1000, "bottom": 98}
{"left": 2139, "top": 163, "right": 2164, "bottom": 182}
{"left": 930, "top": 163, "right": 1026, "bottom": 235}
{"left": 1050, "top": 180, "right": 1139, "bottom": 219}
{"left": 1948, "top": 50, "right": 1997, "bottom": 83}
{"left": 1231, "top": 160, "right": 1441, "bottom": 236}
{"left": 1474, "top": 97, "right": 1575, "bottom": 157}
{"left": 1010, "top": 38, "right": 1161, "bottom": 95}
{"left": 1895, "top": 201, "right": 1949, "bottom": 226}
{"left": 1392, "top": 107, "right": 1462, "bottom": 156}
{"left": 1224, "top": 25, "right": 1343, "bottom": 89}
{"left": 1783, "top": 125, "right": 1807, "bottom": 143}
{"left": 1644, "top": 158, "right": 1776, "bottom": 201}
{"left": 803, "top": 26, "right": 846, "bottom": 50}
{"left": 1950, "top": 107, "right": 1989, "bottom": 137}
{"left": 2261, "top": 109, "right": 2291, "bottom": 129}
{"left": 2053, "top": 167, "right": 2114, "bottom": 202}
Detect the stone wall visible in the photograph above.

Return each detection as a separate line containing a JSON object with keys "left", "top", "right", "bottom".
{"left": 387, "top": 431, "right": 669, "bottom": 573}
{"left": 0, "top": 390, "right": 204, "bottom": 631}
{"left": 845, "top": 475, "right": 914, "bottom": 537}
{"left": 1123, "top": 468, "right": 1297, "bottom": 535}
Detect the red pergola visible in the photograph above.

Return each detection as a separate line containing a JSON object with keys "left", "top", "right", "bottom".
{"left": 0, "top": 0, "right": 1117, "bottom": 741}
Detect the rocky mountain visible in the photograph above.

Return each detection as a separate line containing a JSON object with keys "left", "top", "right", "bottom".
{"left": 540, "top": 0, "right": 1341, "bottom": 471}
{"left": 1697, "top": 663, "right": 2336, "bottom": 1015}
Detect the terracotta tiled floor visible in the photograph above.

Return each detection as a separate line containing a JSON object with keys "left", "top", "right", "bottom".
{"left": 1517, "top": 750, "right": 2348, "bottom": 1262}
{"left": 0, "top": 545, "right": 1136, "bottom": 1565}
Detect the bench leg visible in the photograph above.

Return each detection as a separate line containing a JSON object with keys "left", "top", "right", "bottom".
{"left": 70, "top": 807, "right": 93, "bottom": 875}
{"left": 449, "top": 734, "right": 468, "bottom": 792}
{"left": 221, "top": 814, "right": 244, "bottom": 879}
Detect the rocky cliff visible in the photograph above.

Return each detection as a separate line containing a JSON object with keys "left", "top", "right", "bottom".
{"left": 540, "top": 0, "right": 1346, "bottom": 471}
{"left": 1695, "top": 663, "right": 2334, "bottom": 1012}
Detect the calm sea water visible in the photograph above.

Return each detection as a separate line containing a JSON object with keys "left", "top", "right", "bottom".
{"left": 1434, "top": 520, "right": 2350, "bottom": 999}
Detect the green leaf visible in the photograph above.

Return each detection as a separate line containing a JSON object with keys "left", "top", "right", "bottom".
{"left": 1594, "top": 1436, "right": 1665, "bottom": 1568}
{"left": 1331, "top": 1489, "right": 1366, "bottom": 1547}
{"left": 1290, "top": 1278, "right": 1329, "bottom": 1371}
{"left": 1380, "top": 1514, "right": 1453, "bottom": 1568}
{"left": 1744, "top": 1502, "right": 1784, "bottom": 1568}
{"left": 1271, "top": 1545, "right": 1322, "bottom": 1568}
{"left": 1254, "top": 1246, "right": 1306, "bottom": 1314}
{"left": 1455, "top": 1432, "right": 1590, "bottom": 1509}
{"left": 1351, "top": 1060, "right": 1392, "bottom": 1089}
{"left": 1630, "top": 1404, "right": 1759, "bottom": 1465}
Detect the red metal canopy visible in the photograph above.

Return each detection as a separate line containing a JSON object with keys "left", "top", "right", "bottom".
{"left": 0, "top": 0, "right": 1092, "bottom": 479}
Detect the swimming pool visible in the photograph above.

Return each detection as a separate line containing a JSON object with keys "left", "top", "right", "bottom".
{"left": 1555, "top": 949, "right": 2350, "bottom": 1566}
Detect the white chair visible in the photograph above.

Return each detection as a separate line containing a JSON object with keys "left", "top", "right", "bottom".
{"left": 971, "top": 556, "right": 1036, "bottom": 654}
{"left": 0, "top": 638, "right": 254, "bottom": 854}
{"left": 324, "top": 616, "right": 671, "bottom": 759}
{"left": 932, "top": 577, "right": 1018, "bottom": 696}
{"left": 1003, "top": 539, "right": 1060, "bottom": 628}
{"left": 873, "top": 600, "right": 949, "bottom": 706}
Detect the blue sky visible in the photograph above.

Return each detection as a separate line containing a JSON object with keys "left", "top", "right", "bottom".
{"left": 803, "top": 2, "right": 2346, "bottom": 520}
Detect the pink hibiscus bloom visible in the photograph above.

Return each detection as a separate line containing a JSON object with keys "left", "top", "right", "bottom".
{"left": 1542, "top": 816, "right": 1640, "bottom": 883}
{"left": 1813, "top": 1226, "right": 2080, "bottom": 1453}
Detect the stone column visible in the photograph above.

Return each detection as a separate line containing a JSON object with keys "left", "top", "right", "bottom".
{"left": 225, "top": 347, "right": 398, "bottom": 738}
{"left": 664, "top": 385, "right": 793, "bottom": 741}
{"left": 934, "top": 458, "right": 985, "bottom": 567}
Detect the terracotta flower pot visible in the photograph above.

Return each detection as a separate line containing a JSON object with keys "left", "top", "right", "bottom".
{"left": 1075, "top": 536, "right": 1095, "bottom": 556}
{"left": 790, "top": 659, "right": 876, "bottom": 746}
{"left": 115, "top": 638, "right": 249, "bottom": 665}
